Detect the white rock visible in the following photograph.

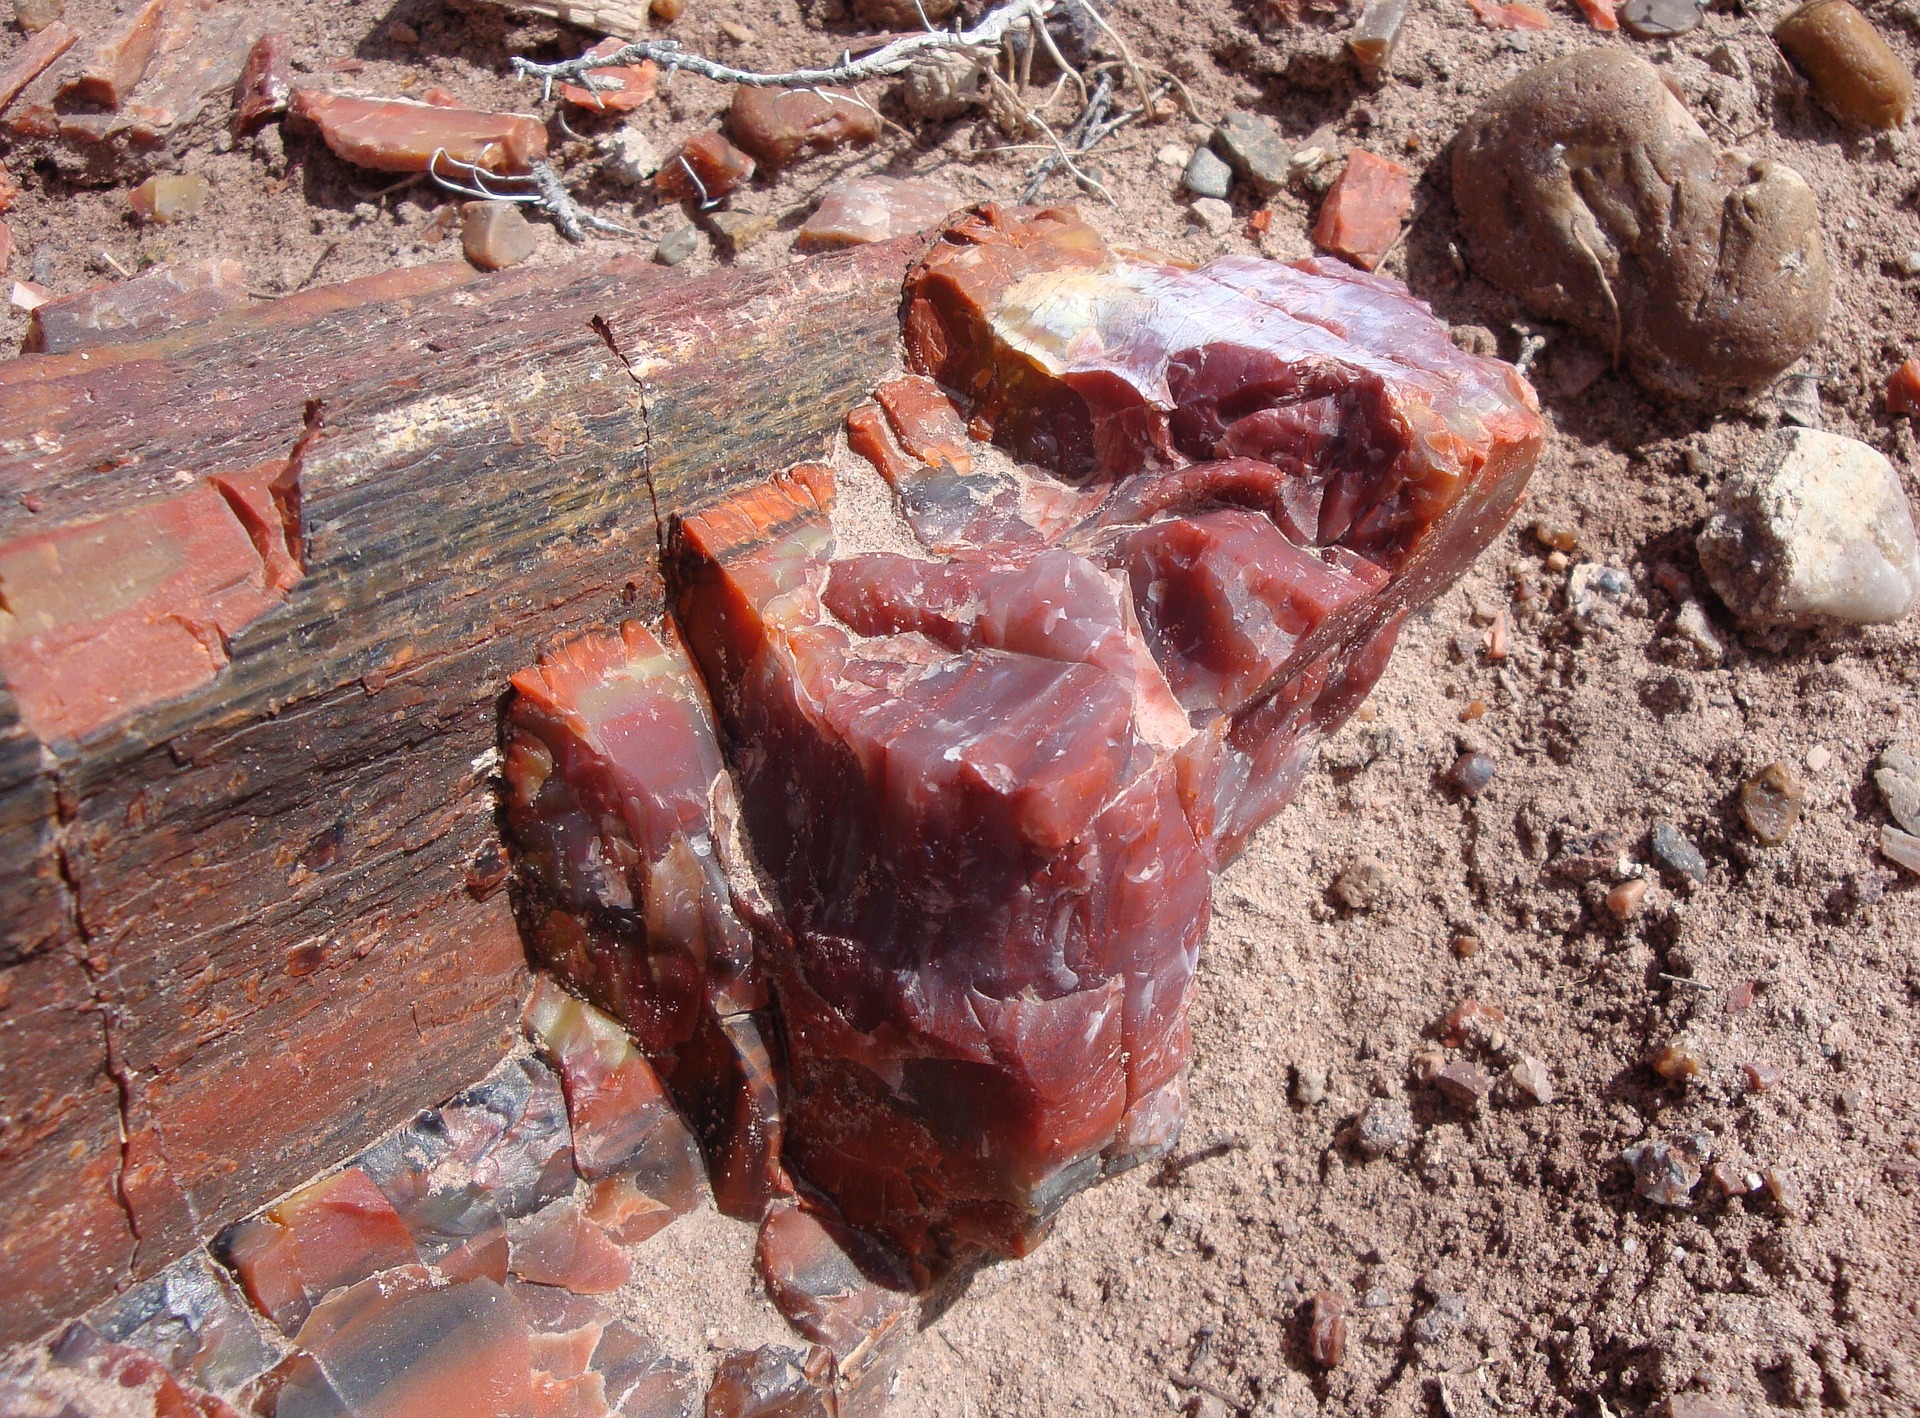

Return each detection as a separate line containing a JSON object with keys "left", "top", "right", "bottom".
{"left": 899, "top": 50, "right": 981, "bottom": 121}
{"left": 1189, "top": 197, "right": 1235, "bottom": 236}
{"left": 1672, "top": 598, "right": 1725, "bottom": 664}
{"left": 1881, "top": 823, "right": 1920, "bottom": 876}
{"left": 1697, "top": 428, "right": 1920, "bottom": 628}
{"left": 600, "top": 126, "right": 660, "bottom": 186}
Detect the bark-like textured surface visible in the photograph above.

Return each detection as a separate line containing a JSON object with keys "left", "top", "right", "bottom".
{"left": 0, "top": 236, "right": 919, "bottom": 1344}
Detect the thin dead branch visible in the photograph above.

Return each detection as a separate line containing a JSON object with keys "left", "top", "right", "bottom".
{"left": 510, "top": 0, "right": 1059, "bottom": 98}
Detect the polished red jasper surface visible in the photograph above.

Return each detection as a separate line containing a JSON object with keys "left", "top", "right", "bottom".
{"left": 502, "top": 205, "right": 1540, "bottom": 1282}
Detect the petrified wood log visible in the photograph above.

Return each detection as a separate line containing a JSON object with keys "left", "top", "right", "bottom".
{"left": 0, "top": 238, "right": 920, "bottom": 1345}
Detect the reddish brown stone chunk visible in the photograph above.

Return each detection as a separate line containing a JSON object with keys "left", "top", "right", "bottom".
{"left": 26, "top": 257, "right": 248, "bottom": 354}
{"left": 63, "top": 0, "right": 181, "bottom": 108}
{"left": 506, "top": 623, "right": 758, "bottom": 1056}
{"left": 704, "top": 1345, "right": 835, "bottom": 1418}
{"left": 558, "top": 39, "right": 657, "bottom": 112}
{"left": 796, "top": 176, "right": 958, "bottom": 251}
{"left": 727, "top": 86, "right": 877, "bottom": 170}
{"left": 0, "top": 20, "right": 75, "bottom": 115}
{"left": 523, "top": 979, "right": 704, "bottom": 1202}
{"left": 223, "top": 1167, "right": 421, "bottom": 1334}
{"left": 654, "top": 130, "right": 755, "bottom": 202}
{"left": 1887, "top": 357, "right": 1920, "bottom": 415}
{"left": 1467, "top": 0, "right": 1553, "bottom": 26}
{"left": 290, "top": 90, "right": 550, "bottom": 175}
{"left": 507, "top": 1199, "right": 633, "bottom": 1295}
{"left": 231, "top": 33, "right": 293, "bottom": 135}
{"left": 276, "top": 1267, "right": 538, "bottom": 1417}
{"left": 756, "top": 1206, "right": 910, "bottom": 1412}
{"left": 1312, "top": 150, "right": 1412, "bottom": 271}
{"left": 0, "top": 462, "right": 304, "bottom": 743}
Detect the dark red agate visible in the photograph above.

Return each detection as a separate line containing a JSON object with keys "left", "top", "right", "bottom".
{"left": 502, "top": 206, "right": 1543, "bottom": 1280}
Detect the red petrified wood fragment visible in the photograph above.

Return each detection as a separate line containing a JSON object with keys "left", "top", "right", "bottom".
{"left": 290, "top": 90, "right": 550, "bottom": 174}
{"left": 222, "top": 1167, "right": 421, "bottom": 1334}
{"left": 728, "top": 86, "right": 879, "bottom": 170}
{"left": 63, "top": 0, "right": 182, "bottom": 108}
{"left": 231, "top": 33, "right": 294, "bottom": 135}
{"left": 557, "top": 39, "right": 658, "bottom": 112}
{"left": 655, "top": 130, "right": 755, "bottom": 202}
{"left": 1887, "top": 357, "right": 1920, "bottom": 415}
{"left": 1312, "top": 149, "right": 1413, "bottom": 271}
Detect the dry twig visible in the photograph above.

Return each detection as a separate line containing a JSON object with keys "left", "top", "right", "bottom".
{"left": 511, "top": 0, "right": 1060, "bottom": 98}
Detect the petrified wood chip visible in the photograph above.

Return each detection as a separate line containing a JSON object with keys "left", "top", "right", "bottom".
{"left": 289, "top": 90, "right": 550, "bottom": 175}
{"left": 221, "top": 1167, "right": 421, "bottom": 1335}
{"left": 25, "top": 257, "right": 249, "bottom": 354}
{"left": 63, "top": 0, "right": 182, "bottom": 109}
{"left": 655, "top": 130, "right": 755, "bottom": 202}
{"left": 705, "top": 1344, "right": 837, "bottom": 1418}
{"left": 1452, "top": 49, "right": 1830, "bottom": 400}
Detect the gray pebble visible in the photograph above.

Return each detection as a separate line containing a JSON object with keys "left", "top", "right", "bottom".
{"left": 1875, "top": 746, "right": 1920, "bottom": 835}
{"left": 1355, "top": 1096, "right": 1413, "bottom": 1158}
{"left": 1184, "top": 146, "right": 1234, "bottom": 200}
{"left": 1212, "top": 111, "right": 1289, "bottom": 197}
{"left": 654, "top": 225, "right": 701, "bottom": 266}
{"left": 1621, "top": 0, "right": 1703, "bottom": 37}
{"left": 1649, "top": 821, "right": 1709, "bottom": 884}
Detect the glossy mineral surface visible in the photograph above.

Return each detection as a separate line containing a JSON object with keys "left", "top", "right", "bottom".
{"left": 506, "top": 206, "right": 1541, "bottom": 1280}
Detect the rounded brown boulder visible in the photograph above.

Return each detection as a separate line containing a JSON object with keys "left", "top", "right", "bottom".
{"left": 1452, "top": 49, "right": 1830, "bottom": 401}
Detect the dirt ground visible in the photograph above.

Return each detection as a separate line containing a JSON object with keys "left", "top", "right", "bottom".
{"left": 5, "top": 0, "right": 1919, "bottom": 1413}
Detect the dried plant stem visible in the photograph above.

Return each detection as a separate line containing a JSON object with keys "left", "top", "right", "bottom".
{"left": 511, "top": 0, "right": 1059, "bottom": 99}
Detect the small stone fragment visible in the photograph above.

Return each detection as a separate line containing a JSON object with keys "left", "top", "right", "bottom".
{"left": 1887, "top": 358, "right": 1920, "bottom": 416}
{"left": 507, "top": 1199, "right": 633, "bottom": 1295}
{"left": 524, "top": 980, "right": 704, "bottom": 1199}
{"left": 705, "top": 1344, "right": 837, "bottom": 1418}
{"left": 899, "top": 50, "right": 981, "bottom": 121}
{"left": 654, "top": 224, "right": 700, "bottom": 265}
{"left": 63, "top": 0, "right": 173, "bottom": 108}
{"left": 25, "top": 256, "right": 246, "bottom": 354}
{"left": 1742, "top": 1060, "right": 1785, "bottom": 1092}
{"left": 222, "top": 1167, "right": 422, "bottom": 1334}
{"left": 1760, "top": 1165, "right": 1802, "bottom": 1216}
{"left": 728, "top": 86, "right": 877, "bottom": 170}
{"left": 1188, "top": 197, "right": 1235, "bottom": 236}
{"left": 1307, "top": 1292, "right": 1348, "bottom": 1368}
{"left": 127, "top": 172, "right": 208, "bottom": 223}
{"left": 1332, "top": 856, "right": 1389, "bottom": 911}
{"left": 1312, "top": 149, "right": 1411, "bottom": 272}
{"left": 0, "top": 19, "right": 74, "bottom": 114}
{"left": 1621, "top": 0, "right": 1701, "bottom": 37}
{"left": 1434, "top": 1061, "right": 1495, "bottom": 1109}
{"left": 1699, "top": 429, "right": 1920, "bottom": 628}
{"left": 1671, "top": 599, "right": 1725, "bottom": 665}
{"left": 1437, "top": 1000, "right": 1506, "bottom": 1050}
{"left": 84, "top": 1250, "right": 280, "bottom": 1395}
{"left": 559, "top": 39, "right": 657, "bottom": 113}
{"left": 1412, "top": 1292, "right": 1468, "bottom": 1345}
{"left": 1453, "top": 50, "right": 1829, "bottom": 400}
{"left": 795, "top": 174, "right": 957, "bottom": 251}
{"left": 275, "top": 1268, "right": 536, "bottom": 1417}
{"left": 1740, "top": 763, "right": 1806, "bottom": 845}
{"left": 1775, "top": 0, "right": 1913, "bottom": 129}
{"left": 1877, "top": 748, "right": 1920, "bottom": 834}
{"left": 1881, "top": 823, "right": 1920, "bottom": 875}
{"left": 1184, "top": 145, "right": 1233, "bottom": 200}
{"left": 594, "top": 1320, "right": 697, "bottom": 1416}
{"left": 655, "top": 129, "right": 754, "bottom": 202}
{"left": 1291, "top": 1062, "right": 1328, "bottom": 1106}
{"left": 1354, "top": 1096, "right": 1413, "bottom": 1157}
{"left": 704, "top": 207, "right": 777, "bottom": 257}
{"left": 1446, "top": 750, "right": 1496, "bottom": 798}
{"left": 1574, "top": 0, "right": 1620, "bottom": 28}
{"left": 602, "top": 126, "right": 661, "bottom": 186}
{"left": 1621, "top": 1136, "right": 1705, "bottom": 1206}
{"left": 1510, "top": 1054, "right": 1554, "bottom": 1104}
{"left": 1468, "top": 0, "right": 1552, "bottom": 28}
{"left": 460, "top": 200, "right": 537, "bottom": 271}
{"left": 1604, "top": 878, "right": 1649, "bottom": 922}
{"left": 1212, "top": 111, "right": 1289, "bottom": 197}
{"left": 1349, "top": 0, "right": 1409, "bottom": 79}
{"left": 13, "top": 0, "right": 62, "bottom": 33}
{"left": 756, "top": 1205, "right": 911, "bottom": 1389}
{"left": 1650, "top": 1040, "right": 1707, "bottom": 1082}
{"left": 1776, "top": 370, "right": 1822, "bottom": 429}
{"left": 1664, "top": 1398, "right": 1746, "bottom": 1418}
{"left": 291, "top": 90, "right": 549, "bottom": 175}
{"left": 1649, "top": 822, "right": 1708, "bottom": 883}
{"left": 231, "top": 32, "right": 292, "bottom": 135}
{"left": 652, "top": 0, "right": 685, "bottom": 18}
